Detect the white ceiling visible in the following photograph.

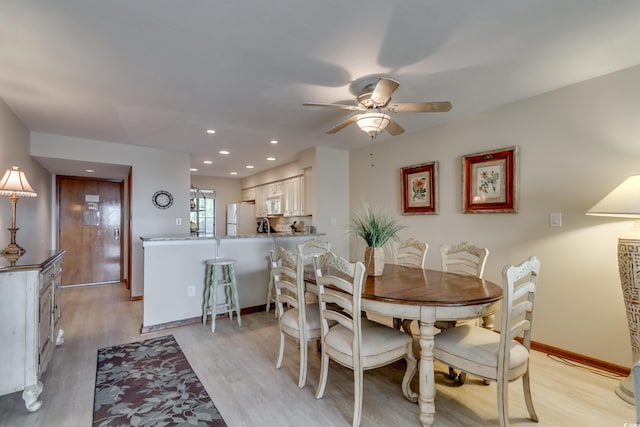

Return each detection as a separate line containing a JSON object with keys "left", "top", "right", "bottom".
{"left": 3, "top": 1, "right": 640, "bottom": 179}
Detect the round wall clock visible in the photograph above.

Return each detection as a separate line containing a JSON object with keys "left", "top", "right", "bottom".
{"left": 152, "top": 190, "right": 173, "bottom": 209}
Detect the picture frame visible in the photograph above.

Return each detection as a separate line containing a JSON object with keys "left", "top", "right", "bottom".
{"left": 462, "top": 146, "right": 518, "bottom": 213}
{"left": 401, "top": 161, "right": 438, "bottom": 215}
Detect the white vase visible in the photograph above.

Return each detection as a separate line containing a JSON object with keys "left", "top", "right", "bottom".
{"left": 364, "top": 246, "right": 385, "bottom": 276}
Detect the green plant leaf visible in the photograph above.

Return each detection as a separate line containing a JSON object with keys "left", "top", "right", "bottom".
{"left": 350, "top": 205, "right": 405, "bottom": 247}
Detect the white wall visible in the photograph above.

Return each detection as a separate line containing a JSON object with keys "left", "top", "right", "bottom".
{"left": 314, "top": 146, "right": 349, "bottom": 259}
{"left": 0, "top": 99, "right": 51, "bottom": 252}
{"left": 30, "top": 133, "right": 191, "bottom": 297}
{"left": 349, "top": 64, "right": 640, "bottom": 368}
{"left": 241, "top": 161, "right": 304, "bottom": 189}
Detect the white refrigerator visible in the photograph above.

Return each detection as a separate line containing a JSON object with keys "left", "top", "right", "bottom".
{"left": 226, "top": 203, "right": 256, "bottom": 236}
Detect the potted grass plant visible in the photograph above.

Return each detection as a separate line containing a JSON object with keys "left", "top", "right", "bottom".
{"left": 350, "top": 205, "right": 405, "bottom": 276}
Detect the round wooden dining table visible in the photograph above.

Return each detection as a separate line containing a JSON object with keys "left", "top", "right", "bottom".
{"left": 304, "top": 263, "right": 503, "bottom": 427}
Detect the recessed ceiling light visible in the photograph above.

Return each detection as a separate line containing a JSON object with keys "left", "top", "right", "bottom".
{"left": 266, "top": 157, "right": 276, "bottom": 161}
{"left": 206, "top": 129, "right": 216, "bottom": 134}
{"left": 230, "top": 172, "right": 238, "bottom": 175}
{"left": 270, "top": 140, "right": 278, "bottom": 144}
{"left": 219, "top": 150, "right": 229, "bottom": 155}
{"left": 203, "top": 160, "right": 213, "bottom": 164}
{"left": 85, "top": 169, "right": 95, "bottom": 173}
{"left": 246, "top": 165, "right": 254, "bottom": 169}
{"left": 190, "top": 168, "right": 198, "bottom": 172}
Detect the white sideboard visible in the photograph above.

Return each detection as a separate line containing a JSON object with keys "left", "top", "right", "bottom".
{"left": 0, "top": 250, "right": 65, "bottom": 412}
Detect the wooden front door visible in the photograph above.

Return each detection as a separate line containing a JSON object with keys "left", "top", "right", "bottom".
{"left": 57, "top": 176, "right": 123, "bottom": 286}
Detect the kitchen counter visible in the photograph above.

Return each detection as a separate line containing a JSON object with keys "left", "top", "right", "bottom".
{"left": 140, "top": 232, "right": 325, "bottom": 332}
{"left": 140, "top": 232, "right": 323, "bottom": 242}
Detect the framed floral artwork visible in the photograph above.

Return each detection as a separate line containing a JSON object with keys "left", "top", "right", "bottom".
{"left": 462, "top": 146, "right": 519, "bottom": 213}
{"left": 401, "top": 161, "right": 438, "bottom": 215}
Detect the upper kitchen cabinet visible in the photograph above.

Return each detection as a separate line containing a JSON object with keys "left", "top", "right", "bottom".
{"left": 244, "top": 176, "right": 306, "bottom": 218}
{"left": 283, "top": 176, "right": 304, "bottom": 217}
{"left": 264, "top": 182, "right": 283, "bottom": 216}
{"left": 254, "top": 186, "right": 266, "bottom": 217}
{"left": 267, "top": 182, "right": 282, "bottom": 198}
{"left": 241, "top": 187, "right": 255, "bottom": 202}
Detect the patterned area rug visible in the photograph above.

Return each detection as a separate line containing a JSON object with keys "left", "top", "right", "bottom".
{"left": 93, "top": 335, "right": 227, "bottom": 426}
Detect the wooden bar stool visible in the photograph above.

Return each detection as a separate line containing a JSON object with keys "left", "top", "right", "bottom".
{"left": 202, "top": 258, "right": 241, "bottom": 333}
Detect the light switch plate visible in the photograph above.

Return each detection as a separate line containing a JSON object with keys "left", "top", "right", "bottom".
{"left": 549, "top": 212, "right": 562, "bottom": 227}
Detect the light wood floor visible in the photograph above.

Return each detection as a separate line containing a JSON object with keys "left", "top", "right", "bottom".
{"left": 0, "top": 283, "right": 635, "bottom": 426}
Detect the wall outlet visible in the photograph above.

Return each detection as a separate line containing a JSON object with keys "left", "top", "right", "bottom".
{"left": 187, "top": 285, "right": 195, "bottom": 297}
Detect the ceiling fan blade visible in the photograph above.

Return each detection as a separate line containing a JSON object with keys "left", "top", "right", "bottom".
{"left": 326, "top": 115, "right": 358, "bottom": 134}
{"left": 369, "top": 78, "right": 400, "bottom": 106}
{"left": 303, "top": 102, "right": 360, "bottom": 111}
{"left": 386, "top": 101, "right": 452, "bottom": 113}
{"left": 385, "top": 119, "right": 405, "bottom": 136}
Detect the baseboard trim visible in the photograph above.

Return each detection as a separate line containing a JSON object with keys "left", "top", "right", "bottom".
{"left": 530, "top": 340, "right": 630, "bottom": 376}
{"left": 139, "top": 304, "right": 268, "bottom": 334}
{"left": 141, "top": 316, "right": 202, "bottom": 334}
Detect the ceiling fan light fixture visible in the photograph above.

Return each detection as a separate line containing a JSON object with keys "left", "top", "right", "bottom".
{"left": 356, "top": 112, "right": 391, "bottom": 137}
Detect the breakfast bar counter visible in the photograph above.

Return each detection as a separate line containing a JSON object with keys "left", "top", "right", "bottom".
{"left": 140, "top": 233, "right": 323, "bottom": 332}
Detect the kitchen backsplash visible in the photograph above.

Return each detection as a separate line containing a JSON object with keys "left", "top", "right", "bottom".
{"left": 263, "top": 215, "right": 312, "bottom": 232}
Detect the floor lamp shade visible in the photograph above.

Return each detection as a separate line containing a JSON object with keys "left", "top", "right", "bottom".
{"left": 0, "top": 165, "right": 37, "bottom": 255}
{"left": 587, "top": 174, "right": 640, "bottom": 404}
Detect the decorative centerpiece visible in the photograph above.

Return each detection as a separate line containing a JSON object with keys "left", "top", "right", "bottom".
{"left": 350, "top": 205, "right": 405, "bottom": 276}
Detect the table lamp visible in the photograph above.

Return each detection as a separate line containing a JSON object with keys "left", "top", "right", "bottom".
{"left": 586, "top": 174, "right": 640, "bottom": 403}
{"left": 0, "top": 165, "right": 37, "bottom": 255}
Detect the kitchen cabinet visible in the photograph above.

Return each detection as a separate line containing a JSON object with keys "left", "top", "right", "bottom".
{"left": 0, "top": 251, "right": 65, "bottom": 412}
{"left": 283, "top": 176, "right": 304, "bottom": 217}
{"left": 264, "top": 182, "right": 283, "bottom": 216}
{"left": 241, "top": 187, "right": 255, "bottom": 202}
{"left": 267, "top": 182, "right": 283, "bottom": 197}
{"left": 255, "top": 186, "right": 266, "bottom": 217}
{"left": 248, "top": 177, "right": 305, "bottom": 218}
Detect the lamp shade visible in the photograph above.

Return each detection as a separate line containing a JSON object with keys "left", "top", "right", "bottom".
{"left": 356, "top": 112, "right": 391, "bottom": 137}
{"left": 586, "top": 175, "right": 640, "bottom": 218}
{"left": 0, "top": 165, "right": 37, "bottom": 198}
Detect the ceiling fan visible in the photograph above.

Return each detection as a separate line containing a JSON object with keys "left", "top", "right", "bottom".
{"left": 303, "top": 77, "right": 452, "bottom": 138}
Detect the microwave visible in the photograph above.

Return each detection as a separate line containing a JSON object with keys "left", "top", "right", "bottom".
{"left": 265, "top": 194, "right": 283, "bottom": 215}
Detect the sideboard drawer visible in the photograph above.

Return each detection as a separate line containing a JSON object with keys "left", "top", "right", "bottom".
{"left": 40, "top": 261, "right": 61, "bottom": 293}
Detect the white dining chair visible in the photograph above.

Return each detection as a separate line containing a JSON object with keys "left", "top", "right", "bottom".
{"left": 438, "top": 241, "right": 491, "bottom": 381}
{"left": 270, "top": 247, "right": 322, "bottom": 388}
{"left": 437, "top": 241, "right": 490, "bottom": 335}
{"left": 297, "top": 238, "right": 331, "bottom": 262}
{"left": 390, "top": 237, "right": 428, "bottom": 332}
{"left": 433, "top": 256, "right": 541, "bottom": 427}
{"left": 297, "top": 239, "right": 331, "bottom": 304}
{"left": 391, "top": 237, "right": 428, "bottom": 268}
{"left": 313, "top": 252, "right": 417, "bottom": 427}
{"left": 440, "top": 241, "right": 489, "bottom": 278}
{"left": 266, "top": 239, "right": 331, "bottom": 313}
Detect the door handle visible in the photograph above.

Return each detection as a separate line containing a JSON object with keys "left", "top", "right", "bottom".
{"left": 114, "top": 228, "right": 120, "bottom": 240}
